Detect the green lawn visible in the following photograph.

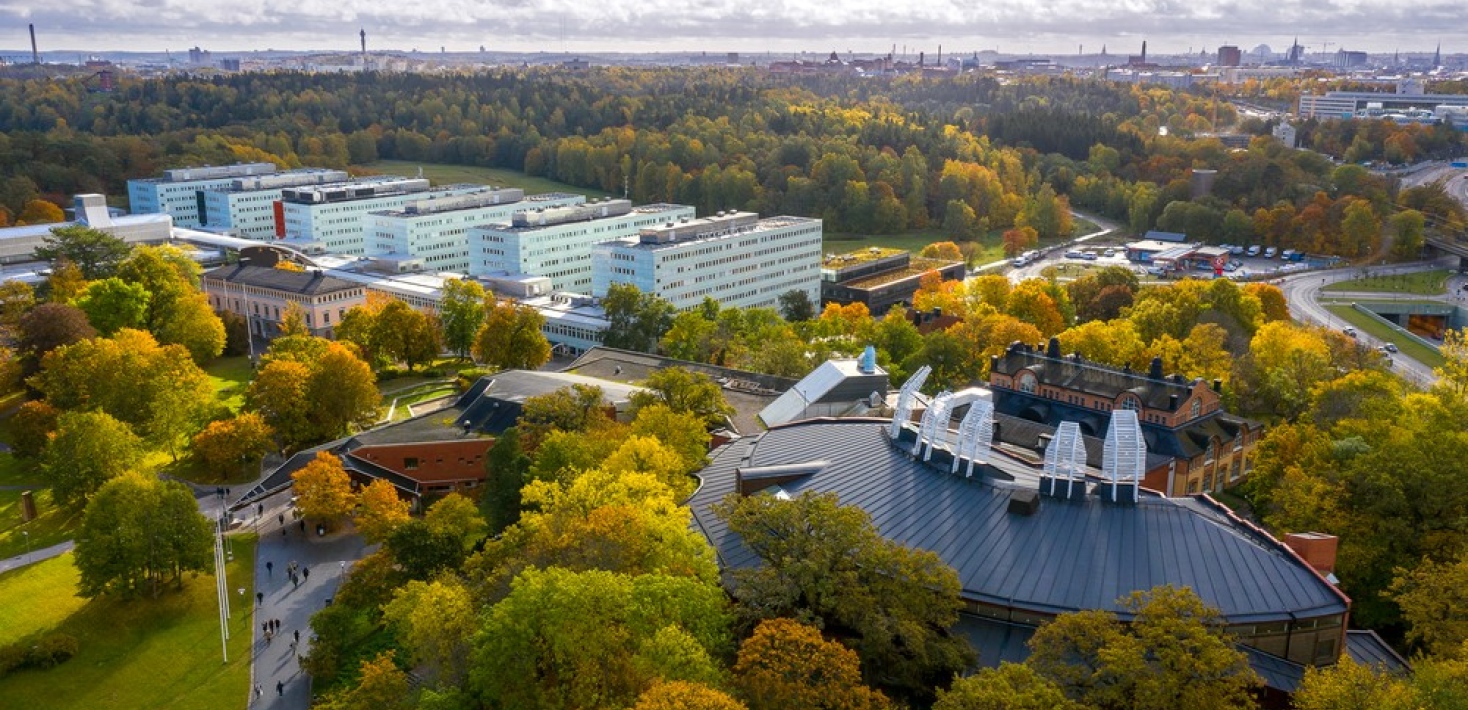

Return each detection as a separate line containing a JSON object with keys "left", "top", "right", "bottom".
{"left": 0, "top": 488, "right": 81, "bottom": 561}
{"left": 1323, "top": 269, "right": 1450, "bottom": 295}
{"left": 206, "top": 356, "right": 255, "bottom": 415}
{"left": 365, "top": 160, "right": 613, "bottom": 198}
{"left": 1324, "top": 305, "right": 1446, "bottom": 369}
{"left": 0, "top": 537, "right": 257, "bottom": 710}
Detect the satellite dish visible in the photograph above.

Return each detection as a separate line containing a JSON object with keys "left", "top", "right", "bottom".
{"left": 868, "top": 391, "right": 882, "bottom": 408}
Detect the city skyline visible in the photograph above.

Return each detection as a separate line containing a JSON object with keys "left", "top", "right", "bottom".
{"left": 2, "top": 0, "right": 1462, "bottom": 58}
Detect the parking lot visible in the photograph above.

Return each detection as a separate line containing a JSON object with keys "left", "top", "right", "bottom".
{"left": 1007, "top": 243, "right": 1322, "bottom": 283}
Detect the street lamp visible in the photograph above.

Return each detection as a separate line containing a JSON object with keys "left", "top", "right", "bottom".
{"left": 21, "top": 530, "right": 29, "bottom": 563}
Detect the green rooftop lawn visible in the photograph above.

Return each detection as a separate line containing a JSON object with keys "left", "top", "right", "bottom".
{"left": 0, "top": 537, "right": 257, "bottom": 710}
{"left": 1322, "top": 269, "right": 1450, "bottom": 296}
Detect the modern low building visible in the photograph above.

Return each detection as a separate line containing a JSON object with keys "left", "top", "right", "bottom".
{"left": 365, "top": 188, "right": 584, "bottom": 273}
{"left": 201, "top": 264, "right": 367, "bottom": 339}
{"left": 0, "top": 194, "right": 173, "bottom": 266}
{"left": 278, "top": 176, "right": 448, "bottom": 253}
{"left": 127, "top": 163, "right": 277, "bottom": 228}
{"left": 987, "top": 339, "right": 1263, "bottom": 497}
{"left": 198, "top": 169, "right": 350, "bottom": 240}
{"left": 819, "top": 247, "right": 966, "bottom": 315}
{"left": 688, "top": 374, "right": 1353, "bottom": 699}
{"left": 591, "top": 211, "right": 823, "bottom": 311}
{"left": 1298, "top": 88, "right": 1468, "bottom": 119}
{"left": 470, "top": 200, "right": 694, "bottom": 292}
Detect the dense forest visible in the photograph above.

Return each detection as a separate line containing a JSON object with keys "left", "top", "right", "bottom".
{"left": 1, "top": 68, "right": 1464, "bottom": 255}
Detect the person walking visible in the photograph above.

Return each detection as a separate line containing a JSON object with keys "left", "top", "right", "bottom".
{"left": 278, "top": 513, "right": 285, "bottom": 526}
{"left": 254, "top": 684, "right": 262, "bottom": 700}
{"left": 276, "top": 681, "right": 284, "bottom": 696}
{"left": 294, "top": 629, "right": 300, "bottom": 643}
{"left": 302, "top": 567, "right": 310, "bottom": 581}
{"left": 265, "top": 561, "right": 273, "bottom": 577}
{"left": 256, "top": 592, "right": 263, "bottom": 607}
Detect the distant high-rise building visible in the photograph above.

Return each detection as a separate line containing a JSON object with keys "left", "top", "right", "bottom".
{"left": 1217, "top": 46, "right": 1242, "bottom": 67}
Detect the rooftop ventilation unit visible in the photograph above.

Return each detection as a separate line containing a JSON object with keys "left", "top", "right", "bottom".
{"left": 1100, "top": 410, "right": 1145, "bottom": 504}
{"left": 914, "top": 390, "right": 955, "bottom": 460}
{"left": 1040, "top": 421, "right": 1087, "bottom": 500}
{"left": 952, "top": 399, "right": 994, "bottom": 477}
{"left": 889, "top": 365, "right": 932, "bottom": 439}
{"left": 858, "top": 345, "right": 877, "bottom": 374}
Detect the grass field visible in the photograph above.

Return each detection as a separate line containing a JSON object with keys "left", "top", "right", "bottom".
{"left": 1323, "top": 269, "right": 1451, "bottom": 295}
{"left": 0, "top": 537, "right": 257, "bottom": 710}
{"left": 1324, "top": 305, "right": 1446, "bottom": 369}
{"left": 365, "top": 160, "right": 613, "bottom": 198}
{"left": 206, "top": 356, "right": 255, "bottom": 415}
{"left": 0, "top": 488, "right": 81, "bottom": 561}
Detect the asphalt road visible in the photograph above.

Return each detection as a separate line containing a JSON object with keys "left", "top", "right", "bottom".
{"left": 1277, "top": 260, "right": 1450, "bottom": 386}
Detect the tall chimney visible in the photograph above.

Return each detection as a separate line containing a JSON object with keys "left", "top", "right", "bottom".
{"left": 29, "top": 24, "right": 39, "bottom": 65}
{"left": 1141, "top": 40, "right": 1147, "bottom": 64}
{"left": 360, "top": 29, "right": 366, "bottom": 57}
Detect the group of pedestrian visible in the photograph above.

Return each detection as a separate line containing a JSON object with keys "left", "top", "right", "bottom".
{"left": 262, "top": 618, "right": 284, "bottom": 644}
{"left": 284, "top": 560, "right": 308, "bottom": 589}
{"left": 253, "top": 680, "right": 287, "bottom": 701}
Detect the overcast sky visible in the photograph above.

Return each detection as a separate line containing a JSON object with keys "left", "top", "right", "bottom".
{"left": 2, "top": 0, "right": 1461, "bottom": 57}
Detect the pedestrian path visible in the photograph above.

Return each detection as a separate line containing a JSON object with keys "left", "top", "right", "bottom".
{"left": 247, "top": 495, "right": 367, "bottom": 709}
{"left": 0, "top": 539, "right": 74, "bottom": 575}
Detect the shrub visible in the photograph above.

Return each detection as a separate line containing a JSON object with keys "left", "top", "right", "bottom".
{"left": 0, "top": 633, "right": 80, "bottom": 676}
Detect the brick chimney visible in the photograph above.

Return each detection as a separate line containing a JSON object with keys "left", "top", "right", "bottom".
{"left": 1285, "top": 532, "right": 1339, "bottom": 575}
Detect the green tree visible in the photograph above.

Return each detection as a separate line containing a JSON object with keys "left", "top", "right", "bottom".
{"left": 307, "top": 341, "right": 381, "bottom": 440}
{"left": 482, "top": 426, "right": 532, "bottom": 534}
{"left": 34, "top": 224, "right": 132, "bottom": 279}
{"left": 628, "top": 403, "right": 712, "bottom": 474}
{"left": 1339, "top": 199, "right": 1381, "bottom": 258}
{"left": 74, "top": 473, "right": 213, "bottom": 598}
{"left": 602, "top": 283, "right": 675, "bottom": 352}
{"left": 734, "top": 618, "right": 889, "bottom": 710}
{"left": 629, "top": 367, "right": 734, "bottom": 428}
{"left": 74, "top": 277, "right": 149, "bottom": 335}
{"left": 934, "top": 663, "right": 1083, "bottom": 710}
{"left": 469, "top": 567, "right": 732, "bottom": 710}
{"left": 1026, "top": 585, "right": 1259, "bottom": 710}
{"left": 318, "top": 651, "right": 415, "bottom": 710}
{"left": 1390, "top": 551, "right": 1468, "bottom": 656}
{"left": 423, "top": 493, "right": 486, "bottom": 551}
{"left": 374, "top": 299, "right": 440, "bottom": 373}
{"left": 439, "top": 278, "right": 492, "bottom": 360}
{"left": 717, "top": 491, "right": 974, "bottom": 703}
{"left": 1293, "top": 658, "right": 1415, "bottom": 710}
{"left": 43, "top": 410, "right": 145, "bottom": 509}
{"left": 777, "top": 289, "right": 815, "bottom": 322}
{"left": 1390, "top": 209, "right": 1426, "bottom": 259}
{"left": 943, "top": 199, "right": 979, "bottom": 241}
{"left": 474, "top": 302, "right": 550, "bottom": 371}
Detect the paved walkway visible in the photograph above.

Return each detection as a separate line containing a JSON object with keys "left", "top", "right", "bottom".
{"left": 0, "top": 539, "right": 74, "bottom": 575}
{"left": 247, "top": 494, "right": 367, "bottom": 709}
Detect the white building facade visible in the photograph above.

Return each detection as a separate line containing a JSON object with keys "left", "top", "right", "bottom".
{"left": 127, "top": 163, "right": 277, "bottom": 228}
{"left": 198, "top": 169, "right": 349, "bottom": 240}
{"left": 365, "top": 189, "right": 583, "bottom": 273}
{"left": 279, "top": 177, "right": 455, "bottom": 254}
{"left": 591, "top": 212, "right": 823, "bottom": 311}
{"left": 470, "top": 200, "right": 694, "bottom": 292}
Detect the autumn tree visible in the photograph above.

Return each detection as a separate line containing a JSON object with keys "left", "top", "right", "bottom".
{"left": 16, "top": 198, "right": 64, "bottom": 225}
{"left": 920, "top": 241, "right": 964, "bottom": 261}
{"left": 16, "top": 302, "right": 96, "bottom": 377}
{"left": 356, "top": 478, "right": 411, "bottom": 544}
{"left": 74, "top": 473, "right": 213, "bottom": 599}
{"left": 1026, "top": 585, "right": 1259, "bottom": 710}
{"left": 1390, "top": 551, "right": 1468, "bottom": 656}
{"left": 1002, "top": 227, "right": 1039, "bottom": 257}
{"left": 43, "top": 410, "right": 145, "bottom": 509}
{"left": 734, "top": 618, "right": 889, "bottom": 710}
{"left": 423, "top": 493, "right": 487, "bottom": 552}
{"left": 474, "top": 302, "right": 551, "bottom": 371}
{"left": 33, "top": 224, "right": 131, "bottom": 279}
{"left": 717, "top": 491, "right": 974, "bottom": 703}
{"left": 190, "top": 412, "right": 275, "bottom": 475}
{"left": 439, "top": 278, "right": 492, "bottom": 360}
{"left": 635, "top": 681, "right": 748, "bottom": 710}
{"left": 278, "top": 301, "right": 310, "bottom": 337}
{"left": 628, "top": 403, "right": 713, "bottom": 474}
{"left": 245, "top": 358, "right": 312, "bottom": 448}
{"left": 382, "top": 577, "right": 477, "bottom": 687}
{"left": 317, "top": 652, "right": 414, "bottom": 710}
{"left": 629, "top": 367, "right": 734, "bottom": 428}
{"left": 934, "top": 663, "right": 1083, "bottom": 710}
{"left": 9, "top": 400, "right": 59, "bottom": 459}
{"left": 292, "top": 452, "right": 356, "bottom": 526}
{"left": 374, "top": 299, "right": 440, "bottom": 372}
{"left": 0, "top": 280, "right": 35, "bottom": 337}
{"left": 44, "top": 259, "right": 88, "bottom": 303}
{"left": 248, "top": 336, "right": 379, "bottom": 444}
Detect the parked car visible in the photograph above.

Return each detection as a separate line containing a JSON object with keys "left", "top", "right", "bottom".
{"left": 1246, "top": 246, "right": 1261, "bottom": 257}
{"left": 1080, "top": 252, "right": 1099, "bottom": 261}
{"left": 1103, "top": 248, "right": 1117, "bottom": 257}
{"left": 1264, "top": 247, "right": 1278, "bottom": 258}
{"left": 1229, "top": 245, "right": 1246, "bottom": 256}
{"left": 1065, "top": 250, "right": 1085, "bottom": 259}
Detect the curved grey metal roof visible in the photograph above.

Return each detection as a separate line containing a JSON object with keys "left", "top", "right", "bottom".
{"left": 688, "top": 419, "right": 1347, "bottom": 624}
